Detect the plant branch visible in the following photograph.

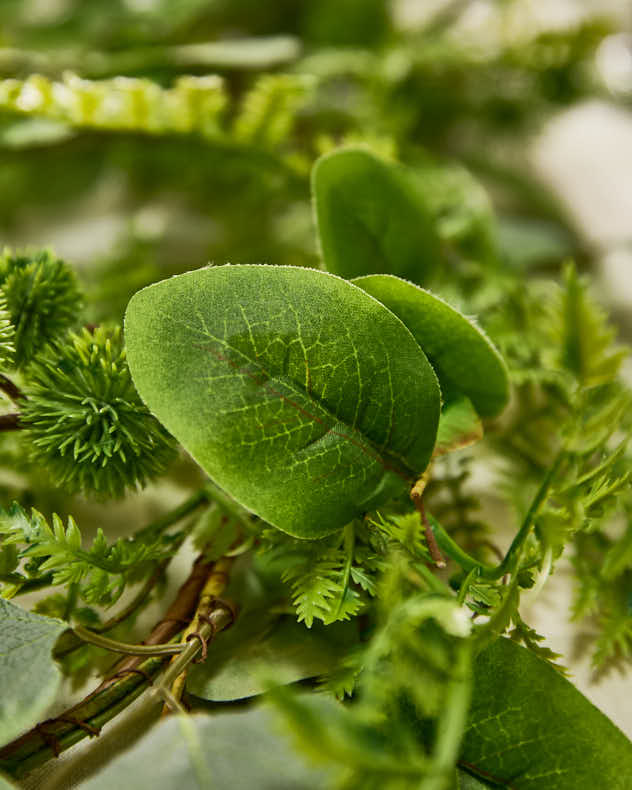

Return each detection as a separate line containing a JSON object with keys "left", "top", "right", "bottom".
{"left": 411, "top": 479, "right": 446, "bottom": 569}
{"left": 0, "top": 552, "right": 218, "bottom": 778}
{"left": 0, "top": 374, "right": 25, "bottom": 403}
{"left": 0, "top": 413, "right": 21, "bottom": 431}
{"left": 72, "top": 625, "right": 186, "bottom": 657}
{"left": 161, "top": 555, "right": 235, "bottom": 711}
{"left": 54, "top": 559, "right": 171, "bottom": 659}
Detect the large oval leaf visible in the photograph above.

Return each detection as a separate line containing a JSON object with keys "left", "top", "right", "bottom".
{"left": 0, "top": 599, "right": 66, "bottom": 748}
{"left": 460, "top": 637, "right": 632, "bottom": 789}
{"left": 80, "top": 709, "right": 329, "bottom": 790}
{"left": 353, "top": 274, "right": 509, "bottom": 417}
{"left": 125, "top": 265, "right": 440, "bottom": 537}
{"left": 312, "top": 147, "right": 440, "bottom": 284}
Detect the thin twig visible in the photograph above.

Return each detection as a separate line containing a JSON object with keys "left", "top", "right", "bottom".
{"left": 0, "top": 374, "right": 25, "bottom": 403}
{"left": 411, "top": 479, "right": 447, "bottom": 569}
{"left": 72, "top": 625, "right": 186, "bottom": 657}
{"left": 0, "top": 413, "right": 21, "bottom": 431}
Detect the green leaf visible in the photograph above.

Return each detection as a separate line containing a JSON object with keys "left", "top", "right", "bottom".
{"left": 79, "top": 708, "right": 329, "bottom": 790}
{"left": 460, "top": 637, "right": 632, "bottom": 788}
{"left": 188, "top": 616, "right": 356, "bottom": 702}
{"left": 312, "top": 147, "right": 441, "bottom": 284}
{"left": 0, "top": 773, "right": 18, "bottom": 790}
{"left": 125, "top": 265, "right": 441, "bottom": 538}
{"left": 0, "top": 599, "right": 66, "bottom": 748}
{"left": 353, "top": 274, "right": 509, "bottom": 417}
{"left": 456, "top": 771, "right": 496, "bottom": 788}
{"left": 434, "top": 396, "right": 483, "bottom": 458}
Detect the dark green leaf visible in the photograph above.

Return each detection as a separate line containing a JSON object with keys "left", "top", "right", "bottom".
{"left": 125, "top": 265, "right": 441, "bottom": 537}
{"left": 0, "top": 599, "right": 66, "bottom": 747}
{"left": 312, "top": 148, "right": 440, "bottom": 284}
{"left": 460, "top": 638, "right": 632, "bottom": 789}
{"left": 353, "top": 274, "right": 509, "bottom": 417}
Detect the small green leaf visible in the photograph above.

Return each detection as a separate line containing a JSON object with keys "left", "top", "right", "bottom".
{"left": 434, "top": 396, "right": 483, "bottom": 458}
{"left": 188, "top": 616, "right": 356, "bottom": 702}
{"left": 79, "top": 709, "right": 329, "bottom": 790}
{"left": 0, "top": 773, "right": 18, "bottom": 789}
{"left": 353, "top": 274, "right": 509, "bottom": 417}
{"left": 312, "top": 147, "right": 440, "bottom": 284}
{"left": 460, "top": 637, "right": 632, "bottom": 788}
{"left": 125, "top": 265, "right": 441, "bottom": 538}
{"left": 0, "top": 599, "right": 66, "bottom": 748}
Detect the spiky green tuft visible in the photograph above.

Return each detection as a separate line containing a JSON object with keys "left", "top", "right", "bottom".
{"left": 0, "top": 293, "right": 15, "bottom": 369}
{"left": 0, "top": 248, "right": 82, "bottom": 368}
{"left": 21, "top": 325, "right": 176, "bottom": 498}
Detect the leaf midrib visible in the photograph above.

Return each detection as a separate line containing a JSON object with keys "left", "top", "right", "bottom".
{"left": 194, "top": 329, "right": 416, "bottom": 483}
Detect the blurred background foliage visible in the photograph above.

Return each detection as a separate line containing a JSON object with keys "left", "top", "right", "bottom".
{"left": 0, "top": 0, "right": 628, "bottom": 327}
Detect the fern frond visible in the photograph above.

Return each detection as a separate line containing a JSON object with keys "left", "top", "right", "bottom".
{"left": 232, "top": 74, "right": 314, "bottom": 149}
{"left": 508, "top": 612, "right": 568, "bottom": 674}
{"left": 281, "top": 547, "right": 364, "bottom": 627}
{"left": 0, "top": 502, "right": 167, "bottom": 605}
{"left": 558, "top": 263, "right": 628, "bottom": 387}
{"left": 0, "top": 73, "right": 227, "bottom": 139}
{"left": 0, "top": 294, "right": 15, "bottom": 370}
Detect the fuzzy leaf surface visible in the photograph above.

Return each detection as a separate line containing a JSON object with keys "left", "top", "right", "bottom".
{"left": 125, "top": 265, "right": 441, "bottom": 537}
{"left": 0, "top": 600, "right": 65, "bottom": 747}
{"left": 188, "top": 616, "right": 356, "bottom": 701}
{"left": 80, "top": 709, "right": 328, "bottom": 790}
{"left": 460, "top": 637, "right": 632, "bottom": 788}
{"left": 353, "top": 274, "right": 509, "bottom": 417}
{"left": 312, "top": 147, "right": 440, "bottom": 283}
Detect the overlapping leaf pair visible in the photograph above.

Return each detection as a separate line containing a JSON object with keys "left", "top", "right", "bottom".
{"left": 125, "top": 148, "right": 509, "bottom": 538}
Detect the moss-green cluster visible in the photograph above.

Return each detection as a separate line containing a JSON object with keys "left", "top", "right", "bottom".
{"left": 21, "top": 325, "right": 176, "bottom": 498}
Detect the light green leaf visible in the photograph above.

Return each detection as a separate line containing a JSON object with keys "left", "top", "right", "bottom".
{"left": 460, "top": 637, "right": 632, "bottom": 788}
{"left": 312, "top": 147, "right": 440, "bottom": 284}
{"left": 188, "top": 616, "right": 356, "bottom": 702}
{"left": 0, "top": 599, "right": 66, "bottom": 747}
{"left": 434, "top": 396, "right": 483, "bottom": 458}
{"left": 0, "top": 773, "right": 18, "bottom": 789}
{"left": 353, "top": 274, "right": 509, "bottom": 417}
{"left": 125, "top": 265, "right": 441, "bottom": 538}
{"left": 80, "top": 708, "right": 328, "bottom": 790}
{"left": 456, "top": 770, "right": 495, "bottom": 788}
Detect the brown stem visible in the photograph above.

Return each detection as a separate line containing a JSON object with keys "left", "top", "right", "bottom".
{"left": 0, "top": 412, "right": 21, "bottom": 431}
{"left": 0, "top": 553, "right": 217, "bottom": 777}
{"left": 0, "top": 374, "right": 25, "bottom": 403}
{"left": 411, "top": 480, "right": 446, "bottom": 569}
{"left": 163, "top": 555, "right": 235, "bottom": 712}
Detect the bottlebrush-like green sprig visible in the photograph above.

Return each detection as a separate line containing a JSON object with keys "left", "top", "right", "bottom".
{"left": 0, "top": 248, "right": 82, "bottom": 368}
{"left": 21, "top": 325, "right": 176, "bottom": 498}
{"left": 0, "top": 293, "right": 15, "bottom": 370}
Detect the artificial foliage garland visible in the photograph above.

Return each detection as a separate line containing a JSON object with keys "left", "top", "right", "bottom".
{"left": 0, "top": 4, "right": 630, "bottom": 788}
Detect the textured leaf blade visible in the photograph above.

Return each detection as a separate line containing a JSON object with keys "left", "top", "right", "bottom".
{"left": 188, "top": 616, "right": 356, "bottom": 702}
{"left": 312, "top": 147, "right": 440, "bottom": 284}
{"left": 125, "top": 265, "right": 440, "bottom": 537}
{"left": 461, "top": 637, "right": 632, "bottom": 789}
{"left": 80, "top": 709, "right": 328, "bottom": 790}
{"left": 353, "top": 274, "right": 509, "bottom": 417}
{"left": 0, "top": 599, "right": 66, "bottom": 747}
